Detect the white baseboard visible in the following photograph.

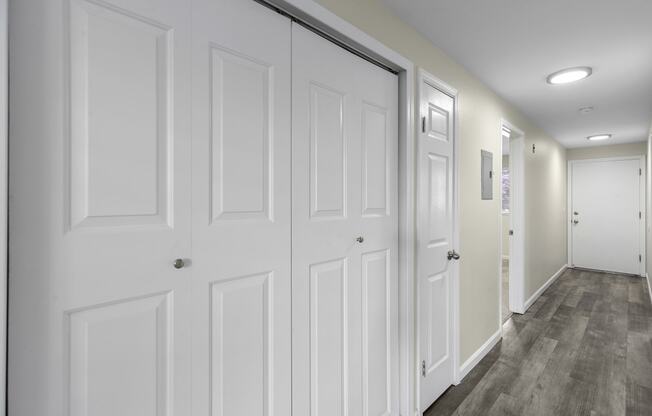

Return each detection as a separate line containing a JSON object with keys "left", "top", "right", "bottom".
{"left": 456, "top": 328, "right": 501, "bottom": 383}
{"left": 523, "top": 264, "right": 568, "bottom": 312}
{"left": 646, "top": 273, "right": 652, "bottom": 304}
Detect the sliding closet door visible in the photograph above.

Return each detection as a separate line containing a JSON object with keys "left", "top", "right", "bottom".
{"left": 190, "top": 1, "right": 292, "bottom": 415}
{"left": 291, "top": 24, "right": 399, "bottom": 416}
{"left": 9, "top": 0, "right": 192, "bottom": 414}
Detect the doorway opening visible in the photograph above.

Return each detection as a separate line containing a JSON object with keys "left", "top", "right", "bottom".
{"left": 499, "top": 119, "right": 526, "bottom": 319}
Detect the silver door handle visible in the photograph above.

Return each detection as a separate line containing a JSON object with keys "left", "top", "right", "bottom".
{"left": 447, "top": 250, "right": 460, "bottom": 261}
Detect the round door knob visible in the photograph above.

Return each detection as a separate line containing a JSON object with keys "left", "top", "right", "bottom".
{"left": 173, "top": 258, "right": 185, "bottom": 269}
{"left": 447, "top": 250, "right": 461, "bottom": 261}
{"left": 356, "top": 236, "right": 364, "bottom": 243}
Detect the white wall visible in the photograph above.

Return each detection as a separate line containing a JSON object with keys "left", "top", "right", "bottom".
{"left": 314, "top": 0, "right": 568, "bottom": 363}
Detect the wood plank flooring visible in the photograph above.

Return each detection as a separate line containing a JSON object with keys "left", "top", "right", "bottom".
{"left": 425, "top": 268, "right": 652, "bottom": 416}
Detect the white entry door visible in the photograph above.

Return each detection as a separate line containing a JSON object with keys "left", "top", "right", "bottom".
{"left": 9, "top": 0, "right": 193, "bottom": 414}
{"left": 418, "top": 77, "right": 457, "bottom": 410}
{"left": 570, "top": 157, "right": 644, "bottom": 275}
{"left": 291, "top": 24, "right": 399, "bottom": 416}
{"left": 190, "top": 0, "right": 292, "bottom": 415}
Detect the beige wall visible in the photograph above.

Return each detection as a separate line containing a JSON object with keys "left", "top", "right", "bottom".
{"left": 314, "top": 0, "right": 568, "bottom": 362}
{"left": 567, "top": 142, "right": 647, "bottom": 160}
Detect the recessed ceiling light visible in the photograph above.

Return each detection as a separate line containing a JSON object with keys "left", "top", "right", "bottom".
{"left": 546, "top": 67, "right": 592, "bottom": 85}
{"left": 578, "top": 106, "right": 594, "bottom": 114}
{"left": 587, "top": 134, "right": 612, "bottom": 141}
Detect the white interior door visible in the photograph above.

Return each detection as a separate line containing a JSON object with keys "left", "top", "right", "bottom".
{"left": 9, "top": 0, "right": 192, "bottom": 414}
{"left": 190, "top": 1, "right": 292, "bottom": 415}
{"left": 418, "top": 78, "right": 457, "bottom": 410}
{"left": 291, "top": 24, "right": 399, "bottom": 416}
{"left": 570, "top": 157, "right": 644, "bottom": 275}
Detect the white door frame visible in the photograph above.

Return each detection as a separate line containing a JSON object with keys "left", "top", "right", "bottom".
{"left": 256, "top": 1, "right": 420, "bottom": 414}
{"left": 416, "top": 69, "right": 460, "bottom": 397}
{"left": 499, "top": 119, "right": 526, "bottom": 315}
{"left": 567, "top": 156, "right": 646, "bottom": 276}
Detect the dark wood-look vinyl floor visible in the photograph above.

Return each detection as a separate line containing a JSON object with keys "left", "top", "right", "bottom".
{"left": 425, "top": 268, "right": 652, "bottom": 416}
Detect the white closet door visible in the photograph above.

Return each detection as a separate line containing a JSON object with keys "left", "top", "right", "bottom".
{"left": 418, "top": 81, "right": 456, "bottom": 410}
{"left": 291, "top": 24, "right": 399, "bottom": 416}
{"left": 190, "top": 1, "right": 292, "bottom": 415}
{"left": 9, "top": 0, "right": 192, "bottom": 415}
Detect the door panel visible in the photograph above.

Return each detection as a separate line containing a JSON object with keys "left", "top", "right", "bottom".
{"left": 292, "top": 24, "right": 399, "bottom": 416}
{"left": 419, "top": 81, "right": 456, "bottom": 410}
{"left": 68, "top": 293, "right": 173, "bottom": 416}
{"left": 191, "top": 1, "right": 292, "bottom": 415}
{"left": 570, "top": 158, "right": 642, "bottom": 275}
{"left": 10, "top": 0, "right": 192, "bottom": 414}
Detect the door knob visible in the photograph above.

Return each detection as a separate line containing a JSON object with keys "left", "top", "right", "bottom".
{"left": 356, "top": 236, "right": 364, "bottom": 243}
{"left": 173, "top": 258, "right": 185, "bottom": 269}
{"left": 573, "top": 220, "right": 579, "bottom": 225}
{"left": 447, "top": 250, "right": 460, "bottom": 261}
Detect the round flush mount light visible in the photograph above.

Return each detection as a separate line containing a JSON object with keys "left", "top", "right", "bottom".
{"left": 546, "top": 66, "right": 592, "bottom": 85}
{"left": 587, "top": 134, "right": 612, "bottom": 141}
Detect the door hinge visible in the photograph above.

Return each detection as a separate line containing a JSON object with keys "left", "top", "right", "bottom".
{"left": 640, "top": 211, "right": 642, "bottom": 219}
{"left": 639, "top": 254, "right": 642, "bottom": 263}
{"left": 640, "top": 168, "right": 642, "bottom": 176}
{"left": 421, "top": 360, "right": 426, "bottom": 377}
{"left": 421, "top": 116, "right": 426, "bottom": 133}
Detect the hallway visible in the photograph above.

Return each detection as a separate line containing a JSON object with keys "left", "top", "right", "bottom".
{"left": 425, "top": 269, "right": 652, "bottom": 416}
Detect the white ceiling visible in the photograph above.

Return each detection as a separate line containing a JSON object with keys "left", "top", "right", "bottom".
{"left": 383, "top": 0, "right": 652, "bottom": 148}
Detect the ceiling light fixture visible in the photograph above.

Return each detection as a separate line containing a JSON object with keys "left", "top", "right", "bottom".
{"left": 587, "top": 134, "right": 612, "bottom": 141}
{"left": 546, "top": 66, "right": 592, "bottom": 85}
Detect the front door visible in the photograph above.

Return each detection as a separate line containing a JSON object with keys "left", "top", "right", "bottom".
{"left": 570, "top": 157, "right": 643, "bottom": 275}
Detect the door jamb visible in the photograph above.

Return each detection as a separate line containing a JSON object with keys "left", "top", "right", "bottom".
{"left": 567, "top": 156, "right": 647, "bottom": 276}
{"left": 260, "top": 1, "right": 419, "bottom": 414}
{"left": 416, "top": 70, "right": 461, "bottom": 398}
{"left": 499, "top": 119, "right": 526, "bottom": 316}
{"left": 1, "top": 0, "right": 7, "bottom": 412}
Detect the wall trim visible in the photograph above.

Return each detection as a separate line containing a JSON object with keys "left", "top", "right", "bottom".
{"left": 523, "top": 264, "right": 568, "bottom": 312}
{"left": 456, "top": 328, "right": 501, "bottom": 383}
{"left": 646, "top": 273, "right": 652, "bottom": 305}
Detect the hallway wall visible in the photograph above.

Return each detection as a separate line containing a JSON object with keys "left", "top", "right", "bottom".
{"left": 567, "top": 142, "right": 647, "bottom": 160}
{"left": 314, "top": 0, "right": 568, "bottom": 363}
